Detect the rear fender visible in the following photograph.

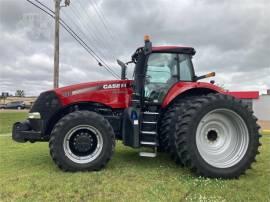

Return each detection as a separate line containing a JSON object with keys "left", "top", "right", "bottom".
{"left": 161, "top": 82, "right": 224, "bottom": 108}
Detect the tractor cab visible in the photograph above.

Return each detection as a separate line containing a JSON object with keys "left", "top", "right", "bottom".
{"left": 122, "top": 36, "right": 200, "bottom": 156}
{"left": 132, "top": 45, "right": 196, "bottom": 104}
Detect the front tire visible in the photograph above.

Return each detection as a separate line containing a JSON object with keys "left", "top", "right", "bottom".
{"left": 174, "top": 94, "right": 261, "bottom": 178}
{"left": 49, "top": 111, "right": 115, "bottom": 172}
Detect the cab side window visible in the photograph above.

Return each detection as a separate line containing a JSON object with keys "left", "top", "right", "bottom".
{"left": 178, "top": 54, "right": 193, "bottom": 81}
{"left": 179, "top": 54, "right": 193, "bottom": 81}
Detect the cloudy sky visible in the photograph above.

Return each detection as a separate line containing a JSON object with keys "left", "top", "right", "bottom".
{"left": 0, "top": 0, "right": 269, "bottom": 96}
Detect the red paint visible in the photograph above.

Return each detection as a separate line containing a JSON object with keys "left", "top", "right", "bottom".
{"left": 226, "top": 91, "right": 259, "bottom": 99}
{"left": 52, "top": 80, "right": 259, "bottom": 110}
{"left": 161, "top": 82, "right": 225, "bottom": 108}
{"left": 54, "top": 80, "right": 133, "bottom": 108}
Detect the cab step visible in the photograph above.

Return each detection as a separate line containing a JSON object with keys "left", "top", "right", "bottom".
{"left": 139, "top": 151, "right": 157, "bottom": 157}
{"left": 140, "top": 141, "right": 157, "bottom": 146}
{"left": 142, "top": 121, "right": 157, "bottom": 124}
{"left": 140, "top": 131, "right": 157, "bottom": 135}
{"left": 139, "top": 110, "right": 159, "bottom": 158}
{"left": 143, "top": 111, "right": 159, "bottom": 115}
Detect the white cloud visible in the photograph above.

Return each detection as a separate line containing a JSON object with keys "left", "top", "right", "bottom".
{"left": 0, "top": 0, "right": 269, "bottom": 96}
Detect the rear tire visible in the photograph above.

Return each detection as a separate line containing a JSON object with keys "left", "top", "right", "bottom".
{"left": 174, "top": 94, "right": 261, "bottom": 178}
{"left": 159, "top": 97, "right": 196, "bottom": 164}
{"left": 49, "top": 110, "right": 115, "bottom": 172}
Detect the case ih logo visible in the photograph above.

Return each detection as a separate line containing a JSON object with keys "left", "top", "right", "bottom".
{"left": 103, "top": 83, "right": 127, "bottom": 89}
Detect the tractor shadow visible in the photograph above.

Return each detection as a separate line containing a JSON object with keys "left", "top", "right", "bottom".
{"left": 10, "top": 141, "right": 192, "bottom": 177}
{"left": 111, "top": 145, "right": 186, "bottom": 172}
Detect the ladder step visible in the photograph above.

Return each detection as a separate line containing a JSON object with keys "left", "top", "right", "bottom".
{"left": 140, "top": 131, "right": 157, "bottom": 135}
{"left": 132, "top": 93, "right": 140, "bottom": 96}
{"left": 144, "top": 101, "right": 161, "bottom": 106}
{"left": 142, "top": 121, "right": 157, "bottom": 124}
{"left": 143, "top": 111, "right": 159, "bottom": 115}
{"left": 139, "top": 152, "right": 157, "bottom": 157}
{"left": 140, "top": 141, "right": 157, "bottom": 146}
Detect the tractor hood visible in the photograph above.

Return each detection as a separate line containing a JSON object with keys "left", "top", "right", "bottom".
{"left": 53, "top": 80, "right": 133, "bottom": 108}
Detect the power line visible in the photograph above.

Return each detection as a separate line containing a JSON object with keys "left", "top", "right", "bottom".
{"left": 60, "top": 20, "right": 120, "bottom": 79}
{"left": 74, "top": 1, "right": 117, "bottom": 61}
{"left": 30, "top": 0, "right": 118, "bottom": 79}
{"left": 31, "top": 0, "right": 117, "bottom": 64}
{"left": 64, "top": 5, "right": 113, "bottom": 64}
{"left": 61, "top": 10, "right": 107, "bottom": 61}
{"left": 34, "top": 0, "right": 106, "bottom": 59}
{"left": 27, "top": 0, "right": 120, "bottom": 79}
{"left": 90, "top": 0, "right": 117, "bottom": 43}
{"left": 26, "top": 0, "right": 54, "bottom": 19}
{"left": 47, "top": 0, "right": 120, "bottom": 79}
{"left": 63, "top": 0, "right": 119, "bottom": 75}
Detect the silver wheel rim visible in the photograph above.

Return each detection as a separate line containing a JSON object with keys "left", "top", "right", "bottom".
{"left": 63, "top": 125, "right": 103, "bottom": 164}
{"left": 196, "top": 109, "right": 249, "bottom": 168}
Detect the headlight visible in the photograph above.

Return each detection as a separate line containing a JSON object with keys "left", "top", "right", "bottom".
{"left": 28, "top": 112, "right": 41, "bottom": 119}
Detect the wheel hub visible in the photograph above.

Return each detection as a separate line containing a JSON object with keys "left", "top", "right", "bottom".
{"left": 73, "top": 133, "right": 94, "bottom": 153}
{"left": 63, "top": 125, "right": 103, "bottom": 164}
{"left": 207, "top": 130, "right": 218, "bottom": 142}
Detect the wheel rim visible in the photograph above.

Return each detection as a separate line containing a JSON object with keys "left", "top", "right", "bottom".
{"left": 63, "top": 125, "right": 103, "bottom": 164}
{"left": 196, "top": 108, "right": 249, "bottom": 168}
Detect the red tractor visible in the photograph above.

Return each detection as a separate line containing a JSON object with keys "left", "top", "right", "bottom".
{"left": 12, "top": 36, "right": 261, "bottom": 178}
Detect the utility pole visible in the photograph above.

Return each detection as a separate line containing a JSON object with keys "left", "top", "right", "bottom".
{"left": 53, "top": 0, "right": 70, "bottom": 88}
{"left": 53, "top": 0, "right": 61, "bottom": 88}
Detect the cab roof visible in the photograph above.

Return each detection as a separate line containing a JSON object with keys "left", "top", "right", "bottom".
{"left": 152, "top": 46, "right": 196, "bottom": 55}
{"left": 131, "top": 45, "right": 196, "bottom": 62}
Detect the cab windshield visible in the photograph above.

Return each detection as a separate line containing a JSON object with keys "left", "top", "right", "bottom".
{"left": 145, "top": 53, "right": 194, "bottom": 102}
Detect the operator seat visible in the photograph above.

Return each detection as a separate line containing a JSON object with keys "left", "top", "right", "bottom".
{"left": 166, "top": 75, "right": 178, "bottom": 87}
